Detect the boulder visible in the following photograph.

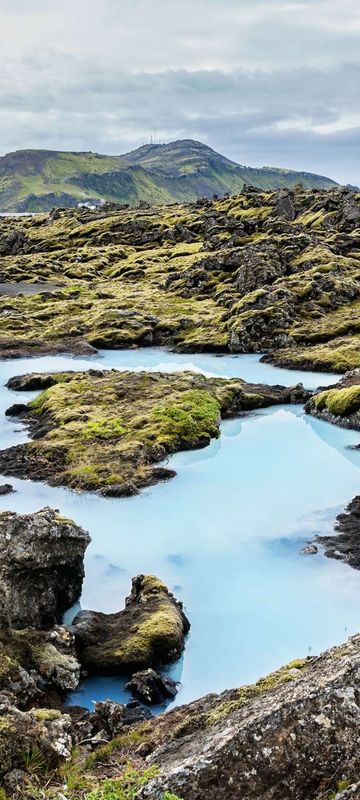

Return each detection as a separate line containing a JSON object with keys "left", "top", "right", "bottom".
{"left": 139, "top": 635, "right": 360, "bottom": 800}
{"left": 0, "top": 484, "right": 14, "bottom": 496}
{"left": 317, "top": 495, "right": 360, "bottom": 570}
{"left": 0, "top": 625, "right": 81, "bottom": 707}
{"left": 0, "top": 700, "right": 73, "bottom": 778}
{"left": 125, "top": 668, "right": 178, "bottom": 705}
{"left": 273, "top": 189, "right": 296, "bottom": 221}
{"left": 0, "top": 230, "right": 29, "bottom": 256}
{"left": 0, "top": 508, "right": 90, "bottom": 629}
{"left": 72, "top": 575, "right": 190, "bottom": 674}
{"left": 233, "top": 241, "right": 286, "bottom": 296}
{"left": 91, "top": 700, "right": 152, "bottom": 737}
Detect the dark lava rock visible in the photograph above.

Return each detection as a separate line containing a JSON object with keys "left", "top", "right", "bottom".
{"left": 6, "top": 373, "right": 74, "bottom": 391}
{"left": 0, "top": 507, "right": 91, "bottom": 629}
{"left": 0, "top": 484, "right": 14, "bottom": 495}
{"left": 91, "top": 699, "right": 152, "bottom": 736}
{"left": 5, "top": 403, "right": 29, "bottom": 417}
{"left": 317, "top": 495, "right": 360, "bottom": 570}
{"left": 150, "top": 467, "right": 177, "bottom": 483}
{"left": 125, "top": 668, "right": 178, "bottom": 705}
{"left": 99, "top": 482, "right": 139, "bottom": 497}
{"left": 234, "top": 241, "right": 286, "bottom": 296}
{"left": 273, "top": 189, "right": 296, "bottom": 221}
{"left": 72, "top": 574, "right": 190, "bottom": 674}
{"left": 0, "top": 230, "right": 29, "bottom": 256}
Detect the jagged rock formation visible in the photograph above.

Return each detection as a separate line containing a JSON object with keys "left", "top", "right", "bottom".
{"left": 0, "top": 699, "right": 73, "bottom": 779}
{"left": 0, "top": 507, "right": 90, "bottom": 628}
{"left": 125, "top": 669, "right": 178, "bottom": 705}
{"left": 6, "top": 636, "right": 360, "bottom": 798}
{"left": 0, "top": 185, "right": 359, "bottom": 371}
{"left": 72, "top": 574, "right": 190, "bottom": 674}
{"left": 0, "top": 369, "right": 309, "bottom": 493}
{"left": 317, "top": 496, "right": 360, "bottom": 570}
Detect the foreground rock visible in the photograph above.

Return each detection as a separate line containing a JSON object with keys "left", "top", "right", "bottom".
{"left": 0, "top": 625, "right": 81, "bottom": 708}
{"left": 0, "top": 369, "right": 310, "bottom": 493}
{"left": 0, "top": 698, "right": 73, "bottom": 779}
{"left": 5, "top": 637, "right": 360, "bottom": 796}
{"left": 0, "top": 507, "right": 90, "bottom": 629}
{"left": 72, "top": 575, "right": 190, "bottom": 674}
{"left": 135, "top": 635, "right": 360, "bottom": 799}
{"left": 125, "top": 668, "right": 178, "bottom": 705}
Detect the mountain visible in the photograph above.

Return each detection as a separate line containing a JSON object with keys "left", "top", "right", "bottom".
{"left": 0, "top": 139, "right": 337, "bottom": 212}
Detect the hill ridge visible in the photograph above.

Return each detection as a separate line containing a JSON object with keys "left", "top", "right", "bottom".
{"left": 0, "top": 138, "right": 337, "bottom": 212}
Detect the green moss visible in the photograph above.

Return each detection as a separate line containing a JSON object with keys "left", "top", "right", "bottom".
{"left": 162, "top": 795, "right": 184, "bottom": 800}
{"left": 30, "top": 709, "right": 62, "bottom": 722}
{"left": 150, "top": 390, "right": 221, "bottom": 447}
{"left": 207, "top": 658, "right": 308, "bottom": 725}
{"left": 82, "top": 418, "right": 127, "bottom": 441}
{"left": 4, "top": 372, "right": 256, "bottom": 492}
{"left": 85, "top": 730, "right": 148, "bottom": 769}
{"left": 313, "top": 385, "right": 360, "bottom": 416}
{"left": 84, "top": 765, "right": 160, "bottom": 800}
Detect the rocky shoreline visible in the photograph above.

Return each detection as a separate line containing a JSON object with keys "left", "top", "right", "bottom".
{"left": 0, "top": 506, "right": 193, "bottom": 795}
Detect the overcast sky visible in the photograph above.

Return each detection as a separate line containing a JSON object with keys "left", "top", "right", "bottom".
{"left": 0, "top": 0, "right": 359, "bottom": 183}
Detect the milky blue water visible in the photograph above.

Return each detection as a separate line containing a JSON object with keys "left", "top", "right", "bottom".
{"left": 1, "top": 348, "right": 360, "bottom": 713}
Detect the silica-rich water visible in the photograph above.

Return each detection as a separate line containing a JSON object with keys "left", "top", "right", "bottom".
{"left": 0, "top": 349, "right": 359, "bottom": 711}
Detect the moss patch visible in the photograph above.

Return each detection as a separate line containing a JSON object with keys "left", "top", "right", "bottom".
{"left": 313, "top": 385, "right": 360, "bottom": 417}
{"left": 0, "top": 369, "right": 300, "bottom": 493}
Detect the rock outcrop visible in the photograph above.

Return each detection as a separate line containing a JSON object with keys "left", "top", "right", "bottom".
{"left": 0, "top": 699, "right": 73, "bottom": 779}
{"left": 72, "top": 575, "right": 190, "bottom": 674}
{"left": 0, "top": 484, "right": 14, "bottom": 495}
{"left": 125, "top": 668, "right": 178, "bottom": 705}
{"left": 317, "top": 495, "right": 360, "bottom": 570}
{"left": 135, "top": 635, "right": 360, "bottom": 799}
{"left": 0, "top": 508, "right": 90, "bottom": 629}
{"left": 3, "top": 636, "right": 360, "bottom": 797}
{"left": 0, "top": 625, "right": 81, "bottom": 708}
{"left": 0, "top": 369, "right": 310, "bottom": 494}
{"left": 305, "top": 371, "right": 360, "bottom": 430}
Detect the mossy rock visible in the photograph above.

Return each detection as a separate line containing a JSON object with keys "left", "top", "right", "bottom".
{"left": 0, "top": 369, "right": 307, "bottom": 493}
{"left": 312, "top": 385, "right": 360, "bottom": 417}
{"left": 72, "top": 575, "right": 190, "bottom": 674}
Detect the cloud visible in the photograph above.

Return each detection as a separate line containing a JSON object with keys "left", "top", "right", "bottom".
{"left": 0, "top": 0, "right": 358, "bottom": 183}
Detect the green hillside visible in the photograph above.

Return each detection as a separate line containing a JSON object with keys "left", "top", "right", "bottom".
{"left": 0, "top": 139, "right": 337, "bottom": 212}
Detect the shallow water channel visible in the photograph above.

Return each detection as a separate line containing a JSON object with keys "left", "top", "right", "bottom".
{"left": 1, "top": 348, "right": 360, "bottom": 713}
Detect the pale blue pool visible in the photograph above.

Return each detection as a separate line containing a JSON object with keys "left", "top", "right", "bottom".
{"left": 0, "top": 348, "right": 359, "bottom": 713}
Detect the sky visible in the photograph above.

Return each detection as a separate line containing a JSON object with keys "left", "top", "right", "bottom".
{"left": 0, "top": 0, "right": 359, "bottom": 183}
